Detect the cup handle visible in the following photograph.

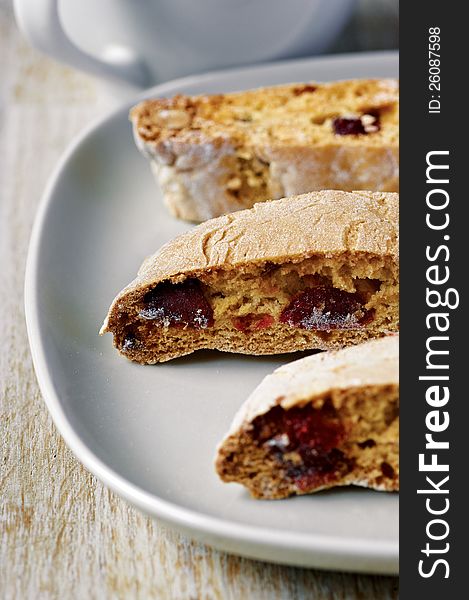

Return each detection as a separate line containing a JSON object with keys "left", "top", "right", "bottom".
{"left": 14, "top": 0, "right": 149, "bottom": 88}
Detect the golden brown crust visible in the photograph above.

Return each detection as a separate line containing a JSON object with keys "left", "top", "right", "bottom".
{"left": 215, "top": 336, "right": 399, "bottom": 499}
{"left": 101, "top": 191, "right": 399, "bottom": 363}
{"left": 104, "top": 190, "right": 398, "bottom": 313}
{"left": 131, "top": 79, "right": 399, "bottom": 221}
{"left": 225, "top": 335, "right": 399, "bottom": 428}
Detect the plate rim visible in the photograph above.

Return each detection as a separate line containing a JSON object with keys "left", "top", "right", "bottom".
{"left": 24, "top": 50, "right": 399, "bottom": 574}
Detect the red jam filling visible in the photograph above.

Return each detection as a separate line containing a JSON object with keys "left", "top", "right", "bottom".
{"left": 333, "top": 113, "right": 381, "bottom": 135}
{"left": 139, "top": 279, "right": 214, "bottom": 329}
{"left": 253, "top": 401, "right": 354, "bottom": 490}
{"left": 232, "top": 313, "right": 274, "bottom": 332}
{"left": 279, "top": 285, "right": 373, "bottom": 331}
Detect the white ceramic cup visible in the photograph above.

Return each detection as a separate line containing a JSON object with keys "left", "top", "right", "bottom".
{"left": 14, "top": 0, "right": 355, "bottom": 94}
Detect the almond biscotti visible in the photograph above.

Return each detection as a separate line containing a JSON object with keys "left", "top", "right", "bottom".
{"left": 131, "top": 79, "right": 399, "bottom": 221}
{"left": 216, "top": 335, "right": 399, "bottom": 499}
{"left": 101, "top": 190, "right": 399, "bottom": 364}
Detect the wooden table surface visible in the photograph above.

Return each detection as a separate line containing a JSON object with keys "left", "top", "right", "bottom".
{"left": 0, "top": 2, "right": 398, "bottom": 597}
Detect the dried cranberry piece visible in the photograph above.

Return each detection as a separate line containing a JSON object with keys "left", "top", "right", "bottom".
{"left": 233, "top": 313, "right": 274, "bottom": 332}
{"left": 333, "top": 117, "right": 366, "bottom": 135}
{"left": 253, "top": 401, "right": 354, "bottom": 489}
{"left": 381, "top": 461, "right": 395, "bottom": 479}
{"left": 333, "top": 113, "right": 381, "bottom": 135}
{"left": 357, "top": 438, "right": 377, "bottom": 449}
{"left": 280, "top": 285, "right": 373, "bottom": 331}
{"left": 293, "top": 84, "right": 317, "bottom": 96}
{"left": 140, "top": 279, "right": 213, "bottom": 329}
{"left": 255, "top": 402, "right": 344, "bottom": 451}
{"left": 290, "top": 449, "right": 353, "bottom": 491}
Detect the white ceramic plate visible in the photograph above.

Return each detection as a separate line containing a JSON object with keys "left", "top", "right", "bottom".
{"left": 25, "top": 52, "right": 399, "bottom": 574}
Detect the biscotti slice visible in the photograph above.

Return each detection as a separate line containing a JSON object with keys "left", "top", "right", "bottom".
{"left": 101, "top": 190, "right": 399, "bottom": 364}
{"left": 131, "top": 78, "right": 399, "bottom": 221}
{"left": 216, "top": 335, "right": 399, "bottom": 499}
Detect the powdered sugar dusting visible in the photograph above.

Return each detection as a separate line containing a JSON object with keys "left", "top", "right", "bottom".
{"left": 139, "top": 305, "right": 175, "bottom": 327}
{"left": 193, "top": 308, "right": 211, "bottom": 329}
{"left": 297, "top": 308, "right": 363, "bottom": 331}
{"left": 280, "top": 285, "right": 373, "bottom": 331}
